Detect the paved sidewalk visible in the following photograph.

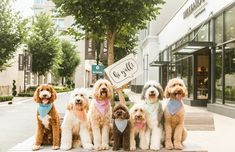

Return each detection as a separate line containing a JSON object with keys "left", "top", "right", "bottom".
{"left": 8, "top": 90, "right": 235, "bottom": 152}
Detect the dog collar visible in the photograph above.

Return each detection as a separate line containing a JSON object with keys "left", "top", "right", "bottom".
{"left": 93, "top": 99, "right": 109, "bottom": 115}
{"left": 167, "top": 99, "right": 182, "bottom": 115}
{"left": 115, "top": 119, "right": 128, "bottom": 133}
{"left": 38, "top": 103, "right": 52, "bottom": 118}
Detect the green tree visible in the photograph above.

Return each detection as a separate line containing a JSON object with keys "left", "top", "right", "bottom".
{"left": 58, "top": 40, "right": 80, "bottom": 85}
{"left": 28, "top": 12, "right": 61, "bottom": 83}
{"left": 52, "top": 0, "right": 164, "bottom": 66}
{"left": 0, "top": 0, "right": 26, "bottom": 71}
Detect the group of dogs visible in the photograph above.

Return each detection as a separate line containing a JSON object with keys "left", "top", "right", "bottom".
{"left": 32, "top": 78, "right": 188, "bottom": 151}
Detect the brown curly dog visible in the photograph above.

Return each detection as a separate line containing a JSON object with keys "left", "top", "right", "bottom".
{"left": 112, "top": 104, "right": 130, "bottom": 151}
{"left": 32, "top": 84, "right": 60, "bottom": 151}
{"left": 164, "top": 78, "right": 187, "bottom": 150}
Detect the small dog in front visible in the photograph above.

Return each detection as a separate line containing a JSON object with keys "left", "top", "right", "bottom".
{"left": 32, "top": 84, "right": 60, "bottom": 151}
{"left": 112, "top": 104, "right": 130, "bottom": 151}
{"left": 164, "top": 78, "right": 188, "bottom": 150}
{"left": 60, "top": 88, "right": 93, "bottom": 150}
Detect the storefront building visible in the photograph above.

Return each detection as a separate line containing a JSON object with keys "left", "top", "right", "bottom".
{"left": 151, "top": 0, "right": 235, "bottom": 118}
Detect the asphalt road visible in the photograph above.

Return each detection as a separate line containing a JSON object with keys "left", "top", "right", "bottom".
{"left": 0, "top": 92, "right": 70, "bottom": 152}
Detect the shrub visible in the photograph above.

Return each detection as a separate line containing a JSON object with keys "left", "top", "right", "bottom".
{"left": 18, "top": 92, "right": 34, "bottom": 97}
{"left": 12, "top": 80, "right": 17, "bottom": 96}
{"left": 0, "top": 95, "right": 14, "bottom": 102}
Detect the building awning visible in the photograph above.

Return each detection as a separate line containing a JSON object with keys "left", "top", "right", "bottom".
{"left": 173, "top": 41, "right": 213, "bottom": 54}
{"left": 150, "top": 61, "right": 170, "bottom": 67}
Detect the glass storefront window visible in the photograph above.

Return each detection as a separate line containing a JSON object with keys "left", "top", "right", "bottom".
{"left": 225, "top": 6, "right": 235, "bottom": 41}
{"left": 196, "top": 23, "right": 209, "bottom": 41}
{"left": 215, "top": 14, "right": 223, "bottom": 44}
{"left": 215, "top": 47, "right": 223, "bottom": 103}
{"left": 224, "top": 42, "right": 235, "bottom": 105}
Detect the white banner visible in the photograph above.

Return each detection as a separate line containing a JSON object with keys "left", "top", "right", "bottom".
{"left": 104, "top": 54, "right": 143, "bottom": 88}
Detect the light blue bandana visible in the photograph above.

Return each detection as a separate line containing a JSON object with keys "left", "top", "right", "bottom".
{"left": 167, "top": 99, "right": 182, "bottom": 115}
{"left": 38, "top": 103, "right": 52, "bottom": 118}
{"left": 115, "top": 119, "right": 128, "bottom": 133}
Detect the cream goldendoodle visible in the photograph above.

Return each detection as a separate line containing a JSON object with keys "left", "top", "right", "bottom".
{"left": 60, "top": 88, "right": 93, "bottom": 150}
{"left": 129, "top": 102, "right": 150, "bottom": 150}
{"left": 88, "top": 79, "right": 113, "bottom": 150}
{"left": 141, "top": 80, "right": 165, "bottom": 150}
{"left": 164, "top": 78, "right": 188, "bottom": 150}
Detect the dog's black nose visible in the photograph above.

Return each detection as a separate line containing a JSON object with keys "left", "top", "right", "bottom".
{"left": 150, "top": 91, "right": 155, "bottom": 94}
{"left": 43, "top": 94, "right": 47, "bottom": 97}
{"left": 76, "top": 99, "right": 81, "bottom": 103}
{"left": 102, "top": 88, "right": 107, "bottom": 91}
{"left": 136, "top": 115, "right": 142, "bottom": 119}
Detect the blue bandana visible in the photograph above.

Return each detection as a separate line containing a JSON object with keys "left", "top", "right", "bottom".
{"left": 38, "top": 103, "right": 52, "bottom": 118}
{"left": 167, "top": 99, "right": 182, "bottom": 115}
{"left": 115, "top": 119, "right": 128, "bottom": 133}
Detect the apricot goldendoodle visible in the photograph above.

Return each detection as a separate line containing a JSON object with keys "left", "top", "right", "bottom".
{"left": 88, "top": 79, "right": 113, "bottom": 150}
{"left": 164, "top": 78, "right": 188, "bottom": 150}
{"left": 60, "top": 88, "right": 93, "bottom": 150}
{"left": 32, "top": 84, "right": 60, "bottom": 151}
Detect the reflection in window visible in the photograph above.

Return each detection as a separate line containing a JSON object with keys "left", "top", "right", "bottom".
{"left": 215, "top": 15, "right": 223, "bottom": 44}
{"left": 196, "top": 23, "right": 209, "bottom": 41}
{"left": 225, "top": 6, "right": 235, "bottom": 41}
{"left": 215, "top": 47, "right": 223, "bottom": 103}
{"left": 224, "top": 42, "right": 235, "bottom": 105}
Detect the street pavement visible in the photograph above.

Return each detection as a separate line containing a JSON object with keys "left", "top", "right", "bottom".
{"left": 0, "top": 92, "right": 71, "bottom": 152}
{"left": 3, "top": 89, "right": 235, "bottom": 152}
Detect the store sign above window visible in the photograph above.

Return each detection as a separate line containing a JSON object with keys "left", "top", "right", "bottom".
{"left": 183, "top": 0, "right": 207, "bottom": 19}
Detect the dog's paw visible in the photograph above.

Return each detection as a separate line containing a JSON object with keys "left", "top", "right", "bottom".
{"left": 165, "top": 141, "right": 174, "bottom": 150}
{"left": 150, "top": 145, "right": 160, "bottom": 150}
{"left": 102, "top": 144, "right": 109, "bottom": 150}
{"left": 52, "top": 146, "right": 60, "bottom": 150}
{"left": 94, "top": 144, "right": 102, "bottom": 151}
{"left": 83, "top": 143, "right": 93, "bottom": 150}
{"left": 174, "top": 142, "right": 183, "bottom": 150}
{"left": 32, "top": 145, "right": 40, "bottom": 151}
{"left": 60, "top": 143, "right": 71, "bottom": 151}
{"left": 130, "top": 145, "right": 136, "bottom": 151}
{"left": 73, "top": 140, "right": 81, "bottom": 148}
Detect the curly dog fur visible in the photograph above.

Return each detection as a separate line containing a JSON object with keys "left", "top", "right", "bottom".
{"left": 32, "top": 84, "right": 60, "bottom": 151}
{"left": 164, "top": 78, "right": 188, "bottom": 150}
{"left": 112, "top": 104, "right": 130, "bottom": 151}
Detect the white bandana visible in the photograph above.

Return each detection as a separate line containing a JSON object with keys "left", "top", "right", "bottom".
{"left": 114, "top": 119, "right": 128, "bottom": 133}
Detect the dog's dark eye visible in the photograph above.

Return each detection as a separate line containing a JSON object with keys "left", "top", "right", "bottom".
{"left": 75, "top": 94, "right": 78, "bottom": 96}
{"left": 46, "top": 88, "right": 50, "bottom": 91}
{"left": 179, "top": 84, "right": 182, "bottom": 86}
{"left": 105, "top": 83, "right": 108, "bottom": 87}
{"left": 173, "top": 84, "right": 176, "bottom": 87}
{"left": 134, "top": 109, "right": 138, "bottom": 112}
{"left": 40, "top": 89, "right": 43, "bottom": 91}
{"left": 99, "top": 84, "right": 102, "bottom": 87}
{"left": 140, "top": 109, "right": 143, "bottom": 112}
{"left": 80, "top": 94, "right": 84, "bottom": 97}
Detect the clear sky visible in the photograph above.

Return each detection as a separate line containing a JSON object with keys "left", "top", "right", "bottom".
{"left": 11, "top": 0, "right": 33, "bottom": 18}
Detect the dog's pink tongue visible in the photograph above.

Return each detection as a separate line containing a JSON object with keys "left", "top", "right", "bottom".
{"left": 176, "top": 94, "right": 182, "bottom": 100}
{"left": 42, "top": 98, "right": 48, "bottom": 103}
{"left": 135, "top": 122, "right": 145, "bottom": 129}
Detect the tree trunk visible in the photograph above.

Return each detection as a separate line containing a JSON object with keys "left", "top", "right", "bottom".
{"left": 37, "top": 73, "right": 40, "bottom": 86}
{"left": 107, "top": 30, "right": 115, "bottom": 66}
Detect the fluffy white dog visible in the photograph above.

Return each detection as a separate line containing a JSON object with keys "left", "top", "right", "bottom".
{"left": 88, "top": 79, "right": 113, "bottom": 151}
{"left": 129, "top": 102, "right": 150, "bottom": 150}
{"left": 60, "top": 88, "right": 93, "bottom": 150}
{"left": 141, "top": 80, "right": 165, "bottom": 150}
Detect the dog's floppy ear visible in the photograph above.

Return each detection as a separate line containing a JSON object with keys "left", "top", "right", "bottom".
{"left": 67, "top": 102, "right": 73, "bottom": 111}
{"left": 164, "top": 83, "right": 170, "bottom": 98}
{"left": 157, "top": 102, "right": 164, "bottom": 127}
{"left": 141, "top": 85, "right": 146, "bottom": 100}
{"left": 125, "top": 108, "right": 130, "bottom": 119}
{"left": 49, "top": 85, "right": 57, "bottom": 102}
{"left": 33, "top": 86, "right": 40, "bottom": 103}
{"left": 156, "top": 84, "right": 164, "bottom": 100}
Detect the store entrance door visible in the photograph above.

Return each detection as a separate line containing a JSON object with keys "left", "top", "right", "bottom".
{"left": 195, "top": 51, "right": 210, "bottom": 100}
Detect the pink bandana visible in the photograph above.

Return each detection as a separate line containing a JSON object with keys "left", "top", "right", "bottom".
{"left": 134, "top": 122, "right": 145, "bottom": 129}
{"left": 93, "top": 99, "right": 109, "bottom": 115}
